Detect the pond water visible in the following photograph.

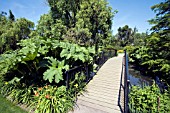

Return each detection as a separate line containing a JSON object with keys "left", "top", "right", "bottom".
{"left": 128, "top": 64, "right": 153, "bottom": 87}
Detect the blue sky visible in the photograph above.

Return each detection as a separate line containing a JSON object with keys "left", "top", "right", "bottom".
{"left": 0, "top": 0, "right": 49, "bottom": 24}
{"left": 108, "top": 0, "right": 163, "bottom": 34}
{"left": 0, "top": 0, "right": 163, "bottom": 34}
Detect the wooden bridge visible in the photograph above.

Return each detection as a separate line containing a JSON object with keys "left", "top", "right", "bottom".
{"left": 70, "top": 53, "right": 125, "bottom": 113}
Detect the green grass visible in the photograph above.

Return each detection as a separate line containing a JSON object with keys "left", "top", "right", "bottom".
{"left": 0, "top": 95, "right": 28, "bottom": 113}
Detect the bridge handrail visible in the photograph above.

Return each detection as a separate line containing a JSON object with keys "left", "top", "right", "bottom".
{"left": 65, "top": 49, "right": 117, "bottom": 90}
{"left": 118, "top": 50, "right": 131, "bottom": 113}
{"left": 124, "top": 50, "right": 131, "bottom": 113}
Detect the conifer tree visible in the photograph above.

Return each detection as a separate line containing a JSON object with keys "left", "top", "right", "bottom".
{"left": 145, "top": 0, "right": 170, "bottom": 82}
{"left": 9, "top": 10, "right": 15, "bottom": 21}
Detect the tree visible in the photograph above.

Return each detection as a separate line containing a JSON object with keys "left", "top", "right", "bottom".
{"left": 47, "top": 0, "right": 82, "bottom": 28}
{"left": 0, "top": 16, "right": 34, "bottom": 54}
{"left": 133, "top": 32, "right": 147, "bottom": 46}
{"left": 15, "top": 18, "right": 34, "bottom": 39}
{"left": 9, "top": 10, "right": 15, "bottom": 21}
{"left": 116, "top": 25, "right": 147, "bottom": 47}
{"left": 130, "top": 0, "right": 170, "bottom": 83}
{"left": 43, "top": 0, "right": 117, "bottom": 53}
{"left": 0, "top": 11, "right": 7, "bottom": 20}
{"left": 117, "top": 25, "right": 134, "bottom": 47}
{"left": 148, "top": 0, "right": 170, "bottom": 35}
{"left": 36, "top": 13, "right": 66, "bottom": 39}
{"left": 74, "top": 0, "right": 116, "bottom": 49}
{"left": 147, "top": 0, "right": 170, "bottom": 80}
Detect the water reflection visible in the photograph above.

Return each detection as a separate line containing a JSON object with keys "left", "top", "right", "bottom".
{"left": 128, "top": 65, "right": 152, "bottom": 87}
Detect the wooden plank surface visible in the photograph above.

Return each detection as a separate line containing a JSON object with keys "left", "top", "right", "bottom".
{"left": 70, "top": 54, "right": 124, "bottom": 113}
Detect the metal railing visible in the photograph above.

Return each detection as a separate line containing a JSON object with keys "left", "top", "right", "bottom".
{"left": 65, "top": 64, "right": 88, "bottom": 90}
{"left": 118, "top": 50, "right": 131, "bottom": 113}
{"left": 65, "top": 49, "right": 117, "bottom": 90}
{"left": 94, "top": 49, "right": 117, "bottom": 70}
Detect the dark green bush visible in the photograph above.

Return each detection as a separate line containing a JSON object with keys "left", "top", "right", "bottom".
{"left": 129, "top": 83, "right": 170, "bottom": 113}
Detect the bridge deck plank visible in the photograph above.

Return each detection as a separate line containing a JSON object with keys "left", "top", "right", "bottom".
{"left": 70, "top": 54, "right": 124, "bottom": 113}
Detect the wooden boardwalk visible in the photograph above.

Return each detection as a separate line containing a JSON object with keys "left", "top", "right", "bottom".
{"left": 70, "top": 54, "right": 124, "bottom": 113}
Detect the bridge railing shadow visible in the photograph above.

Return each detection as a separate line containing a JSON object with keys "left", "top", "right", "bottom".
{"left": 118, "top": 50, "right": 131, "bottom": 113}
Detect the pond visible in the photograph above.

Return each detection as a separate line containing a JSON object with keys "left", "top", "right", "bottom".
{"left": 128, "top": 64, "right": 153, "bottom": 87}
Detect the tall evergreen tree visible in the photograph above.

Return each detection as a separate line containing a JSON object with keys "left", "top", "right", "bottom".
{"left": 144, "top": 0, "right": 170, "bottom": 82}
{"left": 148, "top": 0, "right": 170, "bottom": 35}
{"left": 9, "top": 10, "right": 15, "bottom": 21}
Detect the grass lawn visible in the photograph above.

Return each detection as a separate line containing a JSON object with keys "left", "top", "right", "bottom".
{"left": 0, "top": 95, "right": 28, "bottom": 113}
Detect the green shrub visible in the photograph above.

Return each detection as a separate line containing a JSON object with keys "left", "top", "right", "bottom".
{"left": 1, "top": 82, "right": 81, "bottom": 113}
{"left": 129, "top": 83, "right": 170, "bottom": 113}
{"left": 0, "top": 69, "right": 87, "bottom": 113}
{"left": 1, "top": 81, "right": 34, "bottom": 105}
{"left": 32, "top": 85, "right": 74, "bottom": 113}
{"left": 69, "top": 72, "right": 86, "bottom": 96}
{"left": 124, "top": 46, "right": 135, "bottom": 53}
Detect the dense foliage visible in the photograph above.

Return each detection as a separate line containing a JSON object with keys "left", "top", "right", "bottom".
{"left": 0, "top": 10, "right": 34, "bottom": 54}
{"left": 128, "top": 0, "right": 170, "bottom": 84}
{"left": 0, "top": 0, "right": 116, "bottom": 112}
{"left": 0, "top": 36, "right": 95, "bottom": 112}
{"left": 129, "top": 83, "right": 170, "bottom": 113}
{"left": 128, "top": 1, "right": 170, "bottom": 112}
{"left": 113, "top": 25, "right": 147, "bottom": 50}
{"left": 117, "top": 25, "right": 134, "bottom": 47}
{"left": 47, "top": 0, "right": 117, "bottom": 48}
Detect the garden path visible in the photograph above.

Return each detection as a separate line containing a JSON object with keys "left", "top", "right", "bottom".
{"left": 70, "top": 54, "right": 124, "bottom": 113}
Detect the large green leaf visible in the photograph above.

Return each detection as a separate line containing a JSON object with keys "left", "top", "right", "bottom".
{"left": 45, "top": 57, "right": 58, "bottom": 67}
{"left": 43, "top": 67, "right": 63, "bottom": 83}
{"left": 9, "top": 77, "right": 22, "bottom": 84}
{"left": 88, "top": 46, "right": 95, "bottom": 54}
{"left": 38, "top": 45, "right": 50, "bottom": 55}
{"left": 54, "top": 68, "right": 63, "bottom": 83}
{"left": 43, "top": 57, "right": 69, "bottom": 83}
{"left": 81, "top": 47, "right": 88, "bottom": 55}
{"left": 70, "top": 46, "right": 76, "bottom": 54}
{"left": 60, "top": 49, "right": 69, "bottom": 58}
{"left": 77, "top": 53, "right": 85, "bottom": 63}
